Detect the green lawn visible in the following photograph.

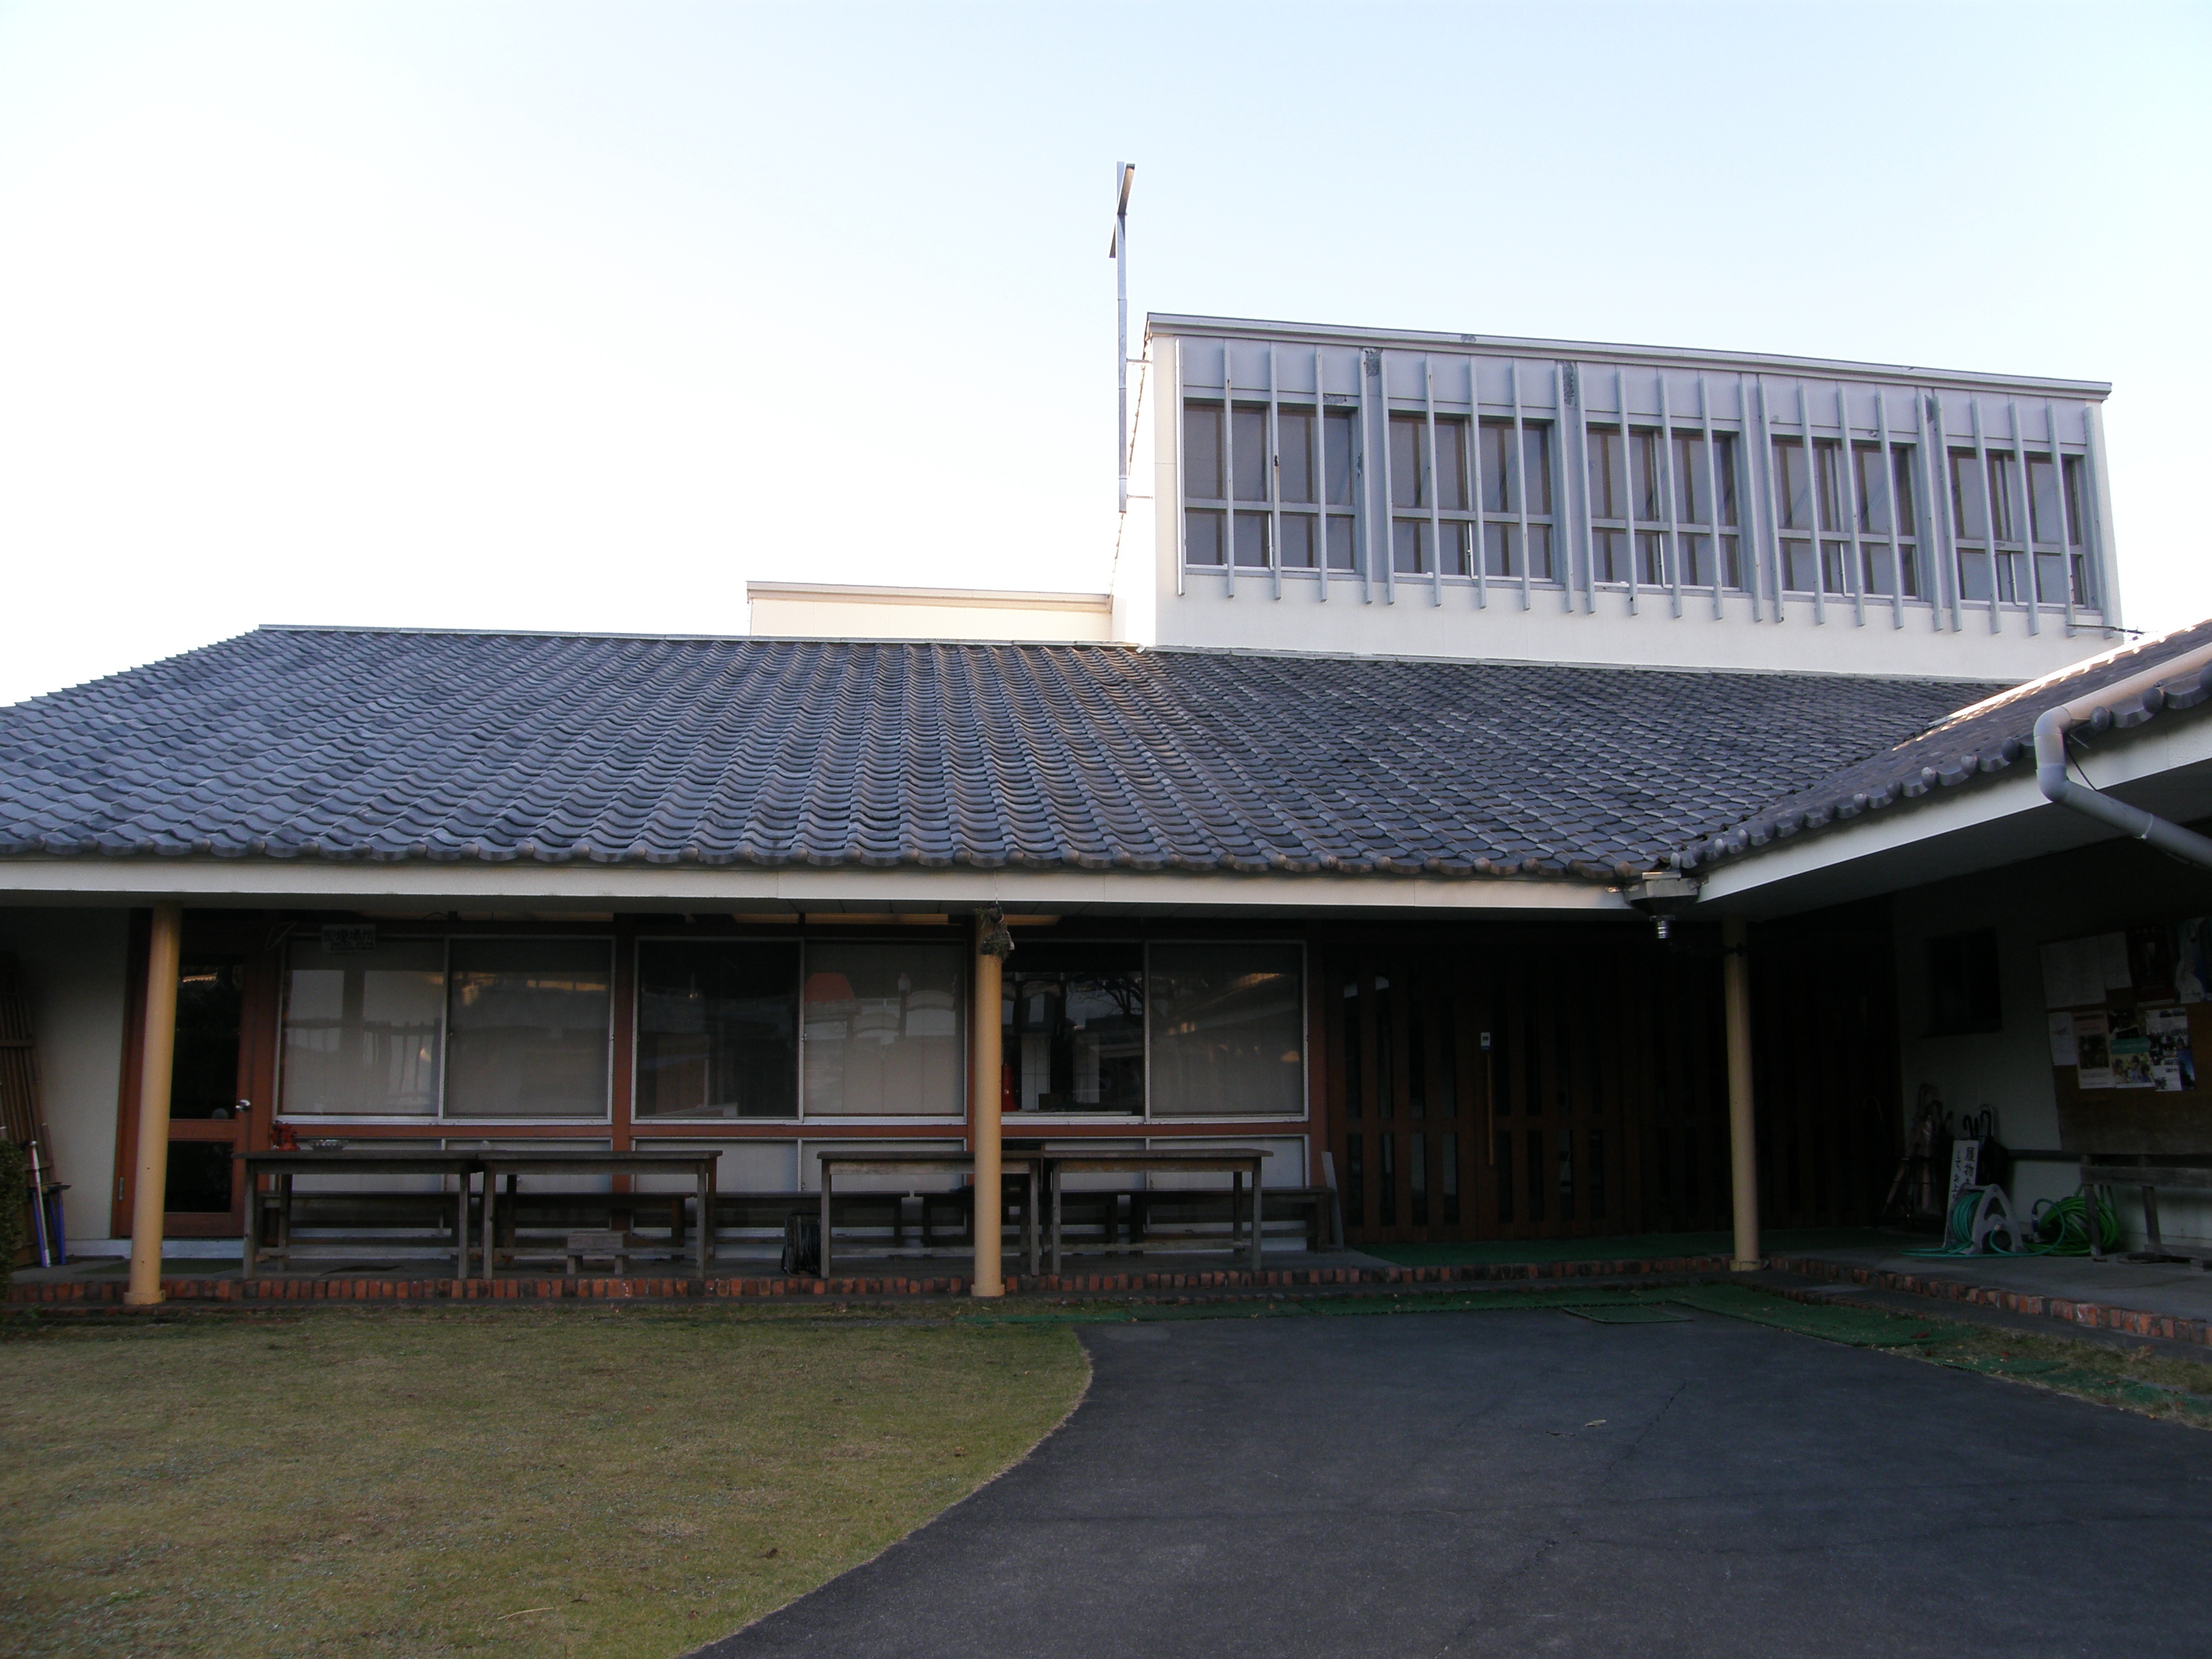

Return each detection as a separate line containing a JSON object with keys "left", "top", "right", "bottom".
{"left": 0, "top": 1307, "right": 1088, "bottom": 1659}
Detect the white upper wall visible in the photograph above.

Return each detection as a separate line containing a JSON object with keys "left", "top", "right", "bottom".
{"left": 750, "top": 581, "right": 1114, "bottom": 644}
{"left": 1118, "top": 314, "right": 2123, "bottom": 678}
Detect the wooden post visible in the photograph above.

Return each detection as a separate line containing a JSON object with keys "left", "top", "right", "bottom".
{"left": 971, "top": 909, "right": 1008, "bottom": 1298}
{"left": 125, "top": 902, "right": 183, "bottom": 1307}
{"left": 1721, "top": 914, "right": 1761, "bottom": 1271}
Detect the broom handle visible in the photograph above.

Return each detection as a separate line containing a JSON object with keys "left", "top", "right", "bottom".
{"left": 25, "top": 1137, "right": 52, "bottom": 1269}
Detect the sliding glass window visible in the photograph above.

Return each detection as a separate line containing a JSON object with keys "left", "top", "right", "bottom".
{"left": 445, "top": 940, "right": 612, "bottom": 1118}
{"left": 1147, "top": 943, "right": 1305, "bottom": 1118}
{"left": 280, "top": 940, "right": 445, "bottom": 1116}
{"left": 1004, "top": 943, "right": 1145, "bottom": 1115}
{"left": 635, "top": 941, "right": 800, "bottom": 1119}
{"left": 801, "top": 942, "right": 966, "bottom": 1116}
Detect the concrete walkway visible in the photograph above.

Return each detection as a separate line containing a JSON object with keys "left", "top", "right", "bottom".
{"left": 1781, "top": 1237, "right": 2212, "bottom": 1328}
{"left": 693, "top": 1305, "right": 2210, "bottom": 1659}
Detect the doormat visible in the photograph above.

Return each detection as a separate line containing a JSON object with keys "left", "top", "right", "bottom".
{"left": 1561, "top": 1303, "right": 1691, "bottom": 1324}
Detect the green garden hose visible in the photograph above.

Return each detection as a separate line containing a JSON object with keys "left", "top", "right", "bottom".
{"left": 1904, "top": 1185, "right": 2118, "bottom": 1258}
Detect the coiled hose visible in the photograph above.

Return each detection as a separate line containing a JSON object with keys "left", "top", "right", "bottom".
{"left": 1907, "top": 1185, "right": 2118, "bottom": 1257}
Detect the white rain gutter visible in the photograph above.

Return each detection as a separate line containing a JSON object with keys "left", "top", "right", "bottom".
{"left": 2034, "top": 641, "right": 2212, "bottom": 869}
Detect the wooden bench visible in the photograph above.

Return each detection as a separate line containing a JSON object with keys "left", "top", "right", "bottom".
{"left": 1130, "top": 1186, "right": 1334, "bottom": 1253}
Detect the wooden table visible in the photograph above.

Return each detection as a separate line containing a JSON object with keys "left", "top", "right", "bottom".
{"left": 478, "top": 1149, "right": 720, "bottom": 1277}
{"left": 1041, "top": 1149, "right": 1271, "bottom": 1274}
{"left": 816, "top": 1151, "right": 1042, "bottom": 1280}
{"left": 242, "top": 1149, "right": 478, "bottom": 1280}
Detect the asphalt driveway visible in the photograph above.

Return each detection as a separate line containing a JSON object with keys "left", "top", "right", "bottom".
{"left": 693, "top": 1305, "right": 2211, "bottom": 1658}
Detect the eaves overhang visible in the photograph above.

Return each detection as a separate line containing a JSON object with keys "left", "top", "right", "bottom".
{"left": 0, "top": 859, "right": 1635, "bottom": 918}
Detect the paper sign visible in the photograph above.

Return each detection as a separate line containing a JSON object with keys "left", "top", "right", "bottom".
{"left": 2108, "top": 1016, "right": 2154, "bottom": 1090}
{"left": 2041, "top": 937, "right": 2102, "bottom": 1009}
{"left": 2047, "top": 1011, "right": 2079, "bottom": 1067}
{"left": 2098, "top": 932, "right": 2133, "bottom": 989}
{"left": 2074, "top": 1012, "right": 2112, "bottom": 1090}
{"left": 1948, "top": 1139, "right": 1983, "bottom": 1210}
{"left": 2147, "top": 1006, "right": 2196, "bottom": 1093}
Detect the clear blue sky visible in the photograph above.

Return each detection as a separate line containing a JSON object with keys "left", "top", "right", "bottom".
{"left": 1, "top": 0, "right": 2205, "bottom": 703}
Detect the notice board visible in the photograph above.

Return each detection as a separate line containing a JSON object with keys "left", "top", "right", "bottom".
{"left": 2043, "top": 919, "right": 2210, "bottom": 1154}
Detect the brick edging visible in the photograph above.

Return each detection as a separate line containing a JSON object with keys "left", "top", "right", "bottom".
{"left": 4, "top": 1252, "right": 1732, "bottom": 1307}
{"left": 1767, "top": 1252, "right": 2212, "bottom": 1349}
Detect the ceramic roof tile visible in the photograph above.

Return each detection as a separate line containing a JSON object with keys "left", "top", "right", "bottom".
{"left": 0, "top": 627, "right": 2001, "bottom": 885}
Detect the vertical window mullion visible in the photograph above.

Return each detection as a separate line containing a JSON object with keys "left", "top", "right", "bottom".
{"left": 1970, "top": 398, "right": 1999, "bottom": 630}
{"left": 1315, "top": 348, "right": 1331, "bottom": 605}
{"left": 1572, "top": 365, "right": 1595, "bottom": 613}
{"left": 1425, "top": 359, "right": 1443, "bottom": 606}
{"left": 2048, "top": 399, "right": 2078, "bottom": 632}
{"left": 1700, "top": 375, "right": 1724, "bottom": 619}
{"left": 1876, "top": 394, "right": 1904, "bottom": 629}
{"left": 1267, "top": 346, "right": 1284, "bottom": 602}
{"left": 1618, "top": 371, "right": 1639, "bottom": 615}
{"left": 1798, "top": 384, "right": 1826, "bottom": 626}
{"left": 1369, "top": 352, "right": 1389, "bottom": 605}
{"left": 2010, "top": 398, "right": 2039, "bottom": 635}
{"left": 1837, "top": 386, "right": 1866, "bottom": 628}
{"left": 1513, "top": 361, "right": 1534, "bottom": 611}
{"left": 1223, "top": 346, "right": 1238, "bottom": 602}
{"left": 1658, "top": 375, "right": 1683, "bottom": 617}
{"left": 1754, "top": 377, "right": 1783, "bottom": 622}
{"left": 1470, "top": 358, "right": 1488, "bottom": 610}
{"left": 1925, "top": 393, "right": 1959, "bottom": 632}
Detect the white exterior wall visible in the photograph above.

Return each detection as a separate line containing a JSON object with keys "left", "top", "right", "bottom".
{"left": 750, "top": 584, "right": 1115, "bottom": 644}
{"left": 0, "top": 908, "right": 126, "bottom": 1246}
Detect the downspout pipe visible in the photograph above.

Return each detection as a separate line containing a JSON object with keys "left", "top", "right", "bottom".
{"left": 2033, "top": 642, "right": 2212, "bottom": 870}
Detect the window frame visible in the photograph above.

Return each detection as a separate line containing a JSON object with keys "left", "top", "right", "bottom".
{"left": 277, "top": 934, "right": 616, "bottom": 1126}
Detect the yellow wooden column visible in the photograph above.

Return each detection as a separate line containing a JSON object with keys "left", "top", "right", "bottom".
{"left": 970, "top": 908, "right": 1009, "bottom": 1298}
{"left": 1721, "top": 914, "right": 1761, "bottom": 1271}
{"left": 125, "top": 902, "right": 184, "bottom": 1307}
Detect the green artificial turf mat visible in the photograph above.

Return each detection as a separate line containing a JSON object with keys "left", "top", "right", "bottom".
{"left": 1561, "top": 1304, "right": 1692, "bottom": 1324}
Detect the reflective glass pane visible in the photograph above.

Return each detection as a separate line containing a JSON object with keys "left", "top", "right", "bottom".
{"left": 1147, "top": 943, "right": 1304, "bottom": 1118}
{"left": 801, "top": 942, "right": 965, "bottom": 1117}
{"left": 1854, "top": 445, "right": 1887, "bottom": 534}
{"left": 1891, "top": 448, "right": 1917, "bottom": 537}
{"left": 1482, "top": 520, "right": 1516, "bottom": 578}
{"left": 1899, "top": 542, "right": 1921, "bottom": 599}
{"left": 1638, "top": 531, "right": 1668, "bottom": 587}
{"left": 1721, "top": 533, "right": 1743, "bottom": 591}
{"left": 1679, "top": 532, "right": 1708, "bottom": 587}
{"left": 281, "top": 939, "right": 445, "bottom": 1116}
{"left": 1713, "top": 432, "right": 1739, "bottom": 525}
{"left": 1673, "top": 432, "right": 1706, "bottom": 525}
{"left": 1479, "top": 422, "right": 1513, "bottom": 513}
{"left": 445, "top": 939, "right": 611, "bottom": 1118}
{"left": 1443, "top": 520, "right": 1473, "bottom": 578}
{"left": 1593, "top": 528, "right": 1627, "bottom": 584}
{"left": 1862, "top": 542, "right": 1895, "bottom": 597}
{"left": 1279, "top": 513, "right": 1318, "bottom": 569}
{"left": 1391, "top": 518, "right": 1427, "bottom": 575}
{"left": 1233, "top": 513, "right": 1271, "bottom": 569}
{"left": 1814, "top": 441, "right": 1846, "bottom": 533}
{"left": 1324, "top": 409, "right": 1356, "bottom": 505}
{"left": 1434, "top": 417, "right": 1469, "bottom": 512}
{"left": 2028, "top": 454, "right": 2062, "bottom": 544}
{"left": 1389, "top": 415, "right": 1425, "bottom": 508}
{"left": 1585, "top": 428, "right": 1620, "bottom": 519}
{"left": 1522, "top": 425, "right": 1553, "bottom": 516}
{"left": 1783, "top": 539, "right": 1818, "bottom": 594}
{"left": 1325, "top": 515, "right": 1356, "bottom": 571}
{"left": 1949, "top": 451, "right": 1986, "bottom": 539}
{"left": 2062, "top": 456, "right": 2086, "bottom": 546}
{"left": 1231, "top": 406, "right": 1269, "bottom": 501}
{"left": 1185, "top": 510, "right": 1224, "bottom": 566}
{"left": 1957, "top": 548, "right": 1994, "bottom": 602}
{"left": 1004, "top": 944, "right": 1144, "bottom": 1115}
{"left": 1773, "top": 439, "right": 1811, "bottom": 531}
{"left": 1528, "top": 521, "right": 1555, "bottom": 581}
{"left": 1985, "top": 455, "right": 2017, "bottom": 541}
{"left": 1821, "top": 541, "right": 1850, "bottom": 595}
{"left": 1631, "top": 430, "right": 1662, "bottom": 522}
{"left": 2036, "top": 551, "right": 2068, "bottom": 605}
{"left": 1277, "top": 407, "right": 1316, "bottom": 504}
{"left": 635, "top": 941, "right": 799, "bottom": 1120}
{"left": 1183, "top": 402, "right": 1223, "bottom": 499}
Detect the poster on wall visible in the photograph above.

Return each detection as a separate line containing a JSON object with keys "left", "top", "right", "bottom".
{"left": 2146, "top": 1006, "right": 2196, "bottom": 1092}
{"left": 2074, "top": 1012, "right": 2113, "bottom": 1090}
{"left": 2177, "top": 918, "right": 2212, "bottom": 1004}
{"left": 2047, "top": 1011, "right": 2080, "bottom": 1066}
{"left": 2108, "top": 1016, "right": 2154, "bottom": 1089}
{"left": 2041, "top": 933, "right": 2134, "bottom": 1009}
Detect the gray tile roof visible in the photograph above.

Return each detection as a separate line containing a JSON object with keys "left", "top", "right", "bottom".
{"left": 0, "top": 628, "right": 1999, "bottom": 884}
{"left": 1679, "top": 617, "right": 2212, "bottom": 873}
